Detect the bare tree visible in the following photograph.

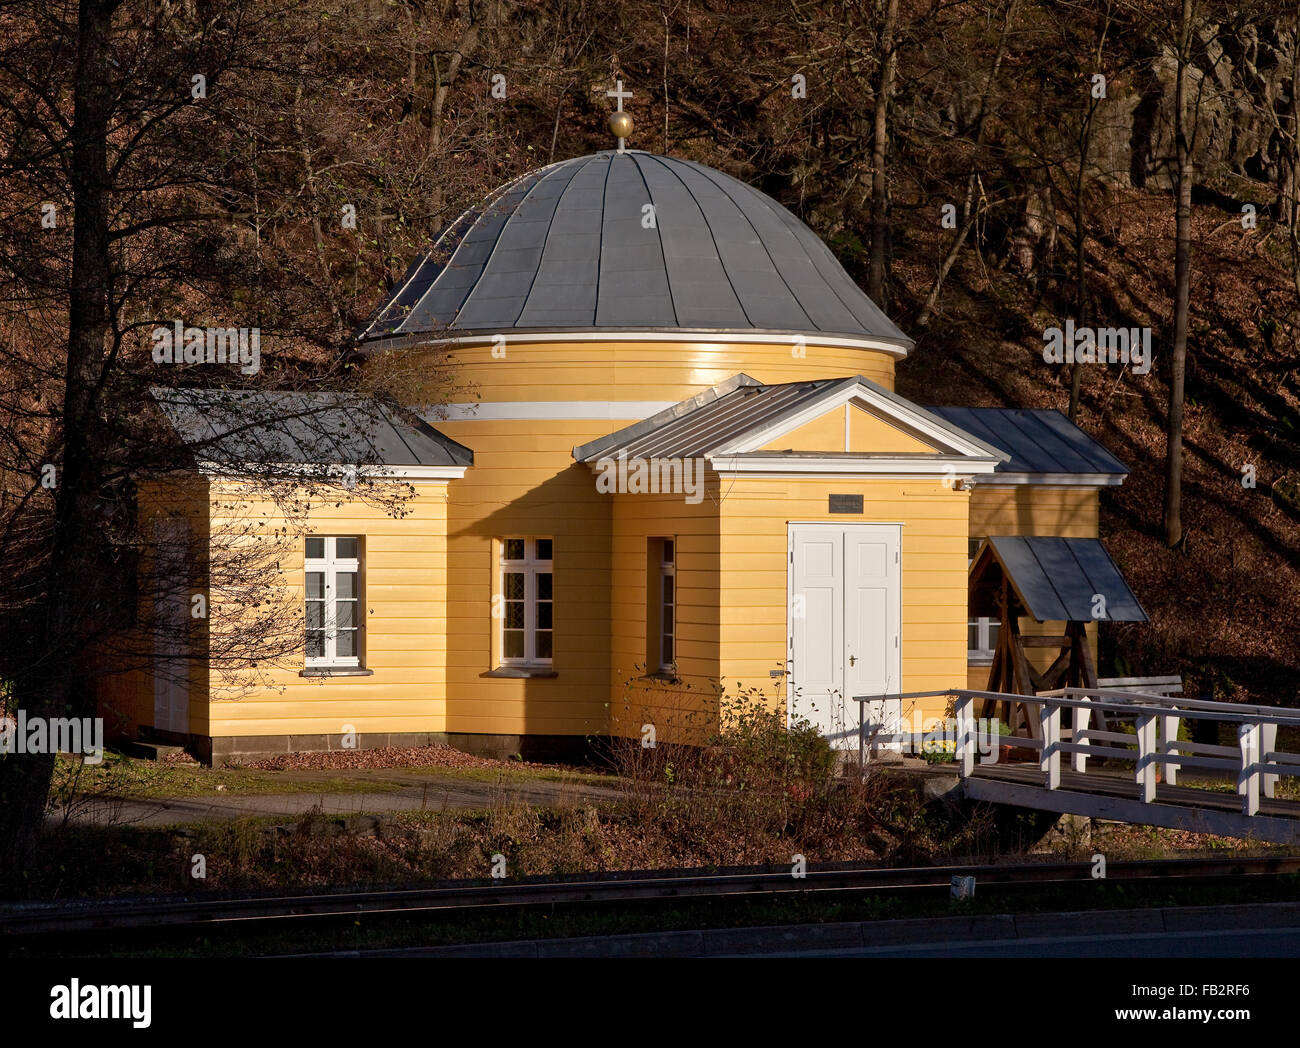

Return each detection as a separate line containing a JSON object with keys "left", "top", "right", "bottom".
{"left": 1164, "top": 0, "right": 1195, "bottom": 548}
{"left": 868, "top": 0, "right": 900, "bottom": 306}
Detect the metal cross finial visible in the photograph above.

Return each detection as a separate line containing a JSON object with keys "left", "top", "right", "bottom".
{"left": 606, "top": 78, "right": 633, "bottom": 111}
{"left": 606, "top": 78, "right": 634, "bottom": 153}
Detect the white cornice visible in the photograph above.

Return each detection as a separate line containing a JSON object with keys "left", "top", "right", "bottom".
{"left": 974, "top": 474, "right": 1125, "bottom": 488}
{"left": 709, "top": 454, "right": 1000, "bottom": 477}
{"left": 716, "top": 382, "right": 996, "bottom": 459}
{"left": 363, "top": 328, "right": 911, "bottom": 358}
{"left": 199, "top": 461, "right": 467, "bottom": 482}
{"left": 429, "top": 401, "right": 677, "bottom": 422}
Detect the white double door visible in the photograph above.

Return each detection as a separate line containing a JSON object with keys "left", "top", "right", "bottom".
{"left": 788, "top": 524, "right": 901, "bottom": 748}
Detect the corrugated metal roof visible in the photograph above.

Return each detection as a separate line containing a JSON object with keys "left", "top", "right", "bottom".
{"left": 928, "top": 407, "right": 1127, "bottom": 475}
{"left": 357, "top": 151, "right": 911, "bottom": 348}
{"left": 591, "top": 379, "right": 845, "bottom": 460}
{"left": 152, "top": 388, "right": 473, "bottom": 468}
{"left": 573, "top": 374, "right": 1008, "bottom": 464}
{"left": 971, "top": 536, "right": 1147, "bottom": 622}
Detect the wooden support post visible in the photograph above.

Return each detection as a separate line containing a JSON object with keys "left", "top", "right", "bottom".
{"left": 1040, "top": 700, "right": 1060, "bottom": 790}
{"left": 1008, "top": 617, "right": 1043, "bottom": 742}
{"left": 1074, "top": 620, "right": 1098, "bottom": 687}
{"left": 1136, "top": 712, "right": 1157, "bottom": 803}
{"left": 1239, "top": 722, "right": 1261, "bottom": 817}
{"left": 1038, "top": 644, "right": 1074, "bottom": 691}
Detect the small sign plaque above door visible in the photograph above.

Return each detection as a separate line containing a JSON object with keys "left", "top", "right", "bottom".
{"left": 828, "top": 494, "right": 864, "bottom": 513}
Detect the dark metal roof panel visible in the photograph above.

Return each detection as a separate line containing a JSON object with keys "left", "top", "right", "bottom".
{"left": 575, "top": 374, "right": 1008, "bottom": 465}
{"left": 152, "top": 388, "right": 473, "bottom": 468}
{"left": 982, "top": 536, "right": 1147, "bottom": 622}
{"left": 928, "top": 407, "right": 1128, "bottom": 475}
{"left": 356, "top": 151, "right": 911, "bottom": 347}
{"left": 610, "top": 379, "right": 843, "bottom": 460}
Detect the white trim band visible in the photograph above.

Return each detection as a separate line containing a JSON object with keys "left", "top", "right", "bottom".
{"left": 709, "top": 454, "right": 1001, "bottom": 477}
{"left": 428, "top": 401, "right": 677, "bottom": 422}
{"left": 199, "top": 461, "right": 467, "bottom": 481}
{"left": 366, "top": 328, "right": 911, "bottom": 358}
{"left": 974, "top": 474, "right": 1125, "bottom": 487}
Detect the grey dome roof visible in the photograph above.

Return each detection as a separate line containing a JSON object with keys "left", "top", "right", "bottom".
{"left": 357, "top": 151, "right": 911, "bottom": 351}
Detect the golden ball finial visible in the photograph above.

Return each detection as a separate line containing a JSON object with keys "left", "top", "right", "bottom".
{"left": 609, "top": 111, "right": 634, "bottom": 141}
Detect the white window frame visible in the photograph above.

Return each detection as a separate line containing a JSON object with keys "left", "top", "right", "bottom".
{"left": 499, "top": 537, "right": 553, "bottom": 667}
{"left": 968, "top": 617, "right": 999, "bottom": 662}
{"left": 305, "top": 536, "right": 361, "bottom": 668}
{"left": 967, "top": 538, "right": 996, "bottom": 662}
{"left": 659, "top": 541, "right": 675, "bottom": 672}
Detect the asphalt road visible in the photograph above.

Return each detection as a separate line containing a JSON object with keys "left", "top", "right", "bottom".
{"left": 747, "top": 924, "right": 1300, "bottom": 958}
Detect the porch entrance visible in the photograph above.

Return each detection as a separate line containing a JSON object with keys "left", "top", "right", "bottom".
{"left": 787, "top": 523, "right": 901, "bottom": 748}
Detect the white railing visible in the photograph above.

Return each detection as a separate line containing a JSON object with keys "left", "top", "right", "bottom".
{"left": 855, "top": 687, "right": 1300, "bottom": 818}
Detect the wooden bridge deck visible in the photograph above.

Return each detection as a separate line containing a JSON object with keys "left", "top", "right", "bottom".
{"left": 857, "top": 687, "right": 1300, "bottom": 843}
{"left": 966, "top": 760, "right": 1300, "bottom": 843}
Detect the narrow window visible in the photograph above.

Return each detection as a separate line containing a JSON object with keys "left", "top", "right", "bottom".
{"left": 500, "top": 537, "right": 553, "bottom": 666}
{"left": 305, "top": 536, "right": 361, "bottom": 667}
{"left": 646, "top": 537, "right": 676, "bottom": 674}
{"left": 660, "top": 540, "right": 675, "bottom": 672}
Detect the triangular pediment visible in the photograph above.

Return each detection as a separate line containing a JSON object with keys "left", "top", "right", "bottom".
{"left": 756, "top": 401, "right": 944, "bottom": 455}
{"left": 716, "top": 379, "right": 1003, "bottom": 461}
{"left": 573, "top": 374, "right": 1010, "bottom": 476}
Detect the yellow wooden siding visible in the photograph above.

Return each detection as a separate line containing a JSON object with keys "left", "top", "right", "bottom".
{"left": 426, "top": 339, "right": 897, "bottom": 403}
{"left": 716, "top": 477, "right": 970, "bottom": 728}
{"left": 758, "top": 409, "right": 846, "bottom": 453}
{"left": 752, "top": 403, "right": 938, "bottom": 456}
{"left": 203, "top": 479, "right": 452, "bottom": 738}
{"left": 849, "top": 403, "right": 936, "bottom": 454}
{"left": 393, "top": 339, "right": 903, "bottom": 739}
{"left": 434, "top": 418, "right": 626, "bottom": 738}
{"left": 100, "top": 330, "right": 1130, "bottom": 749}
{"left": 93, "top": 476, "right": 212, "bottom": 738}
{"left": 967, "top": 485, "right": 1102, "bottom": 682}
{"left": 607, "top": 486, "right": 723, "bottom": 743}
{"left": 968, "top": 486, "right": 1099, "bottom": 539}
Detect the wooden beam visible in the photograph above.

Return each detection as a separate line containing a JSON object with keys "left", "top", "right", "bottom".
{"left": 1038, "top": 645, "right": 1075, "bottom": 690}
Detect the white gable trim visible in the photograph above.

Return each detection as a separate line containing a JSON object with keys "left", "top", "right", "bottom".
{"left": 431, "top": 400, "right": 676, "bottom": 422}
{"left": 709, "top": 453, "right": 1000, "bottom": 479}
{"left": 714, "top": 381, "right": 1001, "bottom": 461}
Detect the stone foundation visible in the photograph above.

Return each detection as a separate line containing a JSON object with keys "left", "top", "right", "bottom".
{"left": 195, "top": 731, "right": 595, "bottom": 767}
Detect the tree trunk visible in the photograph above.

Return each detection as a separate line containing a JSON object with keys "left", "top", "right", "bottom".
{"left": 1164, "top": 0, "right": 1194, "bottom": 548}
{"left": 0, "top": 0, "right": 116, "bottom": 882}
{"left": 867, "top": 0, "right": 898, "bottom": 306}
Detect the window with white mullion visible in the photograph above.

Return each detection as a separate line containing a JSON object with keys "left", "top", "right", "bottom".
{"left": 305, "top": 536, "right": 361, "bottom": 667}
{"left": 659, "top": 540, "right": 675, "bottom": 672}
{"left": 968, "top": 617, "right": 1000, "bottom": 659}
{"left": 500, "top": 537, "right": 553, "bottom": 666}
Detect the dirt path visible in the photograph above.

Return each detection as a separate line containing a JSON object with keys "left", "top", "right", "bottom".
{"left": 51, "top": 772, "right": 626, "bottom": 827}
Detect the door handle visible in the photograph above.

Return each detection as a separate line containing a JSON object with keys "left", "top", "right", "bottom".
{"left": 849, "top": 655, "right": 857, "bottom": 666}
